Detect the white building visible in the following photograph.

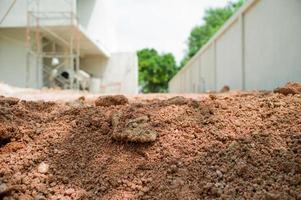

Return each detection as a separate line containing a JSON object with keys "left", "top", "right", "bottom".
{"left": 0, "top": 0, "right": 138, "bottom": 94}
{"left": 169, "top": 0, "right": 301, "bottom": 93}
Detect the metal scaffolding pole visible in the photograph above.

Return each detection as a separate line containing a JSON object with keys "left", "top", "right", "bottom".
{"left": 26, "top": 0, "right": 80, "bottom": 90}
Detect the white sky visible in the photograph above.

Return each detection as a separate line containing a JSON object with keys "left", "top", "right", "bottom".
{"left": 108, "top": 0, "right": 229, "bottom": 63}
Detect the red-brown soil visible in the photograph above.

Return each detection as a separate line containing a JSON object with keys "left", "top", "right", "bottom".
{"left": 0, "top": 88, "right": 301, "bottom": 199}
{"left": 95, "top": 95, "right": 129, "bottom": 107}
{"left": 274, "top": 82, "right": 301, "bottom": 95}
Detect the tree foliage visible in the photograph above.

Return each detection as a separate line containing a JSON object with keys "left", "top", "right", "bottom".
{"left": 180, "top": 0, "right": 245, "bottom": 67}
{"left": 137, "top": 0, "right": 245, "bottom": 93}
{"left": 137, "top": 49, "right": 177, "bottom": 93}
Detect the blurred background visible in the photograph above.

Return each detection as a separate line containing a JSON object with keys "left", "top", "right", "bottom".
{"left": 0, "top": 0, "right": 300, "bottom": 95}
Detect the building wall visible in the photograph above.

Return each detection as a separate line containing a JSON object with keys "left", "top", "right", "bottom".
{"left": 169, "top": 0, "right": 301, "bottom": 93}
{"left": 244, "top": 0, "right": 301, "bottom": 90}
{"left": 0, "top": 28, "right": 41, "bottom": 88}
{"left": 101, "top": 53, "right": 138, "bottom": 94}
{"left": 81, "top": 53, "right": 138, "bottom": 94}
{"left": 0, "top": 1, "right": 137, "bottom": 93}
{"left": 216, "top": 19, "right": 242, "bottom": 90}
{"left": 200, "top": 44, "right": 215, "bottom": 91}
{"left": 77, "top": 0, "right": 114, "bottom": 51}
{"left": 80, "top": 55, "right": 108, "bottom": 78}
{"left": 0, "top": 0, "right": 113, "bottom": 51}
{"left": 0, "top": 0, "right": 76, "bottom": 27}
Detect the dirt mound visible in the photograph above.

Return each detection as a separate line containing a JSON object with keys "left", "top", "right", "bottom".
{"left": 0, "top": 93, "right": 300, "bottom": 199}
{"left": 95, "top": 95, "right": 129, "bottom": 107}
{"left": 274, "top": 81, "right": 301, "bottom": 95}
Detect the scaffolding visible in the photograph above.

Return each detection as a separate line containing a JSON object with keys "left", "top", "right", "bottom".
{"left": 26, "top": 0, "right": 80, "bottom": 90}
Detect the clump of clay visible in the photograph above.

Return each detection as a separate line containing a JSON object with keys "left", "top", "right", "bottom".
{"left": 163, "top": 96, "right": 199, "bottom": 108}
{"left": 164, "top": 96, "right": 187, "bottom": 106}
{"left": 112, "top": 113, "right": 157, "bottom": 143}
{"left": 0, "top": 96, "right": 19, "bottom": 105}
{"left": 220, "top": 85, "right": 230, "bottom": 93}
{"left": 274, "top": 82, "right": 301, "bottom": 95}
{"left": 95, "top": 95, "right": 129, "bottom": 107}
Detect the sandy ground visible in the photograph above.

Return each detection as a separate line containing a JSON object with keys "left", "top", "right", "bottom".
{"left": 0, "top": 82, "right": 301, "bottom": 200}
{"left": 0, "top": 82, "right": 247, "bottom": 102}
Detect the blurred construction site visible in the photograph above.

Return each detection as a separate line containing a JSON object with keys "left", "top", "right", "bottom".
{"left": 0, "top": 0, "right": 138, "bottom": 94}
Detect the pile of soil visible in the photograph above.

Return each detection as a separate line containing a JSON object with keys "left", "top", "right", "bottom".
{"left": 0, "top": 87, "right": 301, "bottom": 199}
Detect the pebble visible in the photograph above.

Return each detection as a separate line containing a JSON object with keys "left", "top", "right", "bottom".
{"left": 65, "top": 188, "right": 75, "bottom": 196}
{"left": 0, "top": 183, "right": 8, "bottom": 194}
{"left": 216, "top": 170, "right": 223, "bottom": 178}
{"left": 170, "top": 164, "right": 178, "bottom": 173}
{"left": 34, "top": 193, "right": 45, "bottom": 200}
{"left": 38, "top": 162, "right": 49, "bottom": 174}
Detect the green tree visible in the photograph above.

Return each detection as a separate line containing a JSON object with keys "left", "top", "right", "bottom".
{"left": 138, "top": 48, "right": 177, "bottom": 93}
{"left": 181, "top": 0, "right": 245, "bottom": 67}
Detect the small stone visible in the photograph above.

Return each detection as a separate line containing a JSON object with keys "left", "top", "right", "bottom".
{"left": 141, "top": 186, "right": 150, "bottom": 193}
{"left": 34, "top": 193, "right": 45, "bottom": 200}
{"left": 38, "top": 162, "right": 49, "bottom": 174}
{"left": 170, "top": 165, "right": 178, "bottom": 173}
{"left": 209, "top": 94, "right": 217, "bottom": 100}
{"left": 216, "top": 170, "right": 223, "bottom": 178}
{"left": 138, "top": 191, "right": 144, "bottom": 197}
{"left": 220, "top": 85, "right": 230, "bottom": 93}
{"left": 65, "top": 188, "right": 75, "bottom": 196}
{"left": 50, "top": 182, "right": 56, "bottom": 187}
{"left": 0, "top": 183, "right": 8, "bottom": 195}
{"left": 35, "top": 183, "right": 47, "bottom": 193}
{"left": 265, "top": 192, "right": 281, "bottom": 200}
{"left": 62, "top": 177, "right": 69, "bottom": 184}
{"left": 228, "top": 141, "right": 239, "bottom": 150}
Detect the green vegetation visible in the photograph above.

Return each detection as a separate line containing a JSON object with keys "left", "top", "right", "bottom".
{"left": 137, "top": 49, "right": 177, "bottom": 93}
{"left": 181, "top": 0, "right": 245, "bottom": 67}
{"left": 138, "top": 0, "right": 245, "bottom": 93}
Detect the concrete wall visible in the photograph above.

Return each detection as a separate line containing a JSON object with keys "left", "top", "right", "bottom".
{"left": 0, "top": 28, "right": 41, "bottom": 88}
{"left": 81, "top": 53, "right": 138, "bottom": 94}
{"left": 0, "top": 28, "right": 26, "bottom": 87}
{"left": 200, "top": 44, "right": 215, "bottom": 91}
{"left": 169, "top": 0, "right": 301, "bottom": 93}
{"left": 80, "top": 55, "right": 108, "bottom": 78}
{"left": 244, "top": 0, "right": 301, "bottom": 90}
{"left": 77, "top": 0, "right": 114, "bottom": 50}
{"left": 101, "top": 53, "right": 138, "bottom": 94}
{"left": 216, "top": 19, "right": 242, "bottom": 90}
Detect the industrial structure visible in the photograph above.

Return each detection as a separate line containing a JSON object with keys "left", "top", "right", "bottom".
{"left": 0, "top": 0, "right": 138, "bottom": 94}
{"left": 169, "top": 0, "right": 301, "bottom": 93}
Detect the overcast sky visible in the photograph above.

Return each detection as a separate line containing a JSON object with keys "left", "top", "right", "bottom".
{"left": 108, "top": 0, "right": 229, "bottom": 63}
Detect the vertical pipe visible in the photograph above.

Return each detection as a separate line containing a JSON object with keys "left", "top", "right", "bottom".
{"left": 69, "top": 11, "right": 74, "bottom": 89}
{"left": 213, "top": 40, "right": 217, "bottom": 91}
{"left": 240, "top": 14, "right": 246, "bottom": 90}
{"left": 26, "top": 8, "right": 30, "bottom": 88}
